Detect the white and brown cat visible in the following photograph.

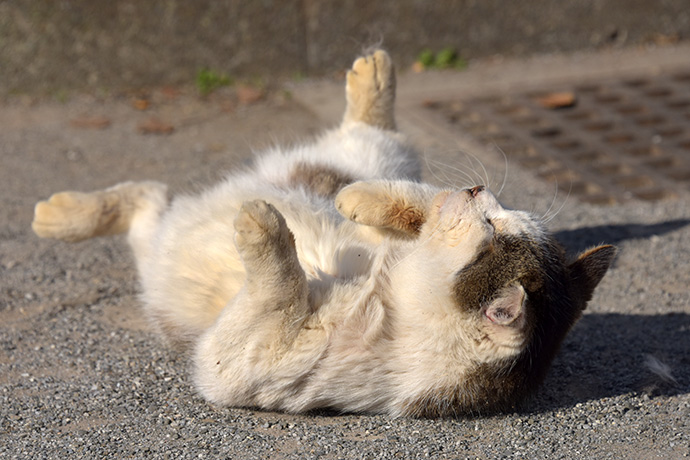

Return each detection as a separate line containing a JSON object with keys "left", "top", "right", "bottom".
{"left": 32, "top": 50, "right": 615, "bottom": 417}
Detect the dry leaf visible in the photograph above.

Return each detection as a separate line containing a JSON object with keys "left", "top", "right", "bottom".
{"left": 132, "top": 98, "right": 150, "bottom": 111}
{"left": 237, "top": 85, "right": 264, "bottom": 105}
{"left": 652, "top": 33, "right": 680, "bottom": 46}
{"left": 160, "top": 86, "right": 181, "bottom": 100}
{"left": 219, "top": 98, "right": 236, "bottom": 113}
{"left": 421, "top": 99, "right": 440, "bottom": 109}
{"left": 537, "top": 92, "right": 577, "bottom": 109}
{"left": 137, "top": 117, "right": 174, "bottom": 135}
{"left": 70, "top": 116, "right": 111, "bottom": 130}
{"left": 411, "top": 61, "right": 426, "bottom": 73}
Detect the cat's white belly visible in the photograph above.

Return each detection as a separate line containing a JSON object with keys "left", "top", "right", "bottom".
{"left": 290, "top": 219, "right": 375, "bottom": 282}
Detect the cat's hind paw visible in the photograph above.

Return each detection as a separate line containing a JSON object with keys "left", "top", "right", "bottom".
{"left": 344, "top": 49, "right": 396, "bottom": 130}
{"left": 349, "top": 49, "right": 394, "bottom": 95}
{"left": 234, "top": 200, "right": 294, "bottom": 251}
{"left": 32, "top": 191, "right": 112, "bottom": 242}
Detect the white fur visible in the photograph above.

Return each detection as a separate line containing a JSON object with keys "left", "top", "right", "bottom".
{"left": 32, "top": 50, "right": 571, "bottom": 417}
{"left": 136, "top": 121, "right": 420, "bottom": 344}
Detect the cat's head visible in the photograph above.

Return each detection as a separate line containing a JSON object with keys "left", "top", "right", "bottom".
{"left": 337, "top": 180, "right": 615, "bottom": 413}
{"left": 421, "top": 185, "right": 612, "bottom": 345}
{"left": 403, "top": 184, "right": 616, "bottom": 413}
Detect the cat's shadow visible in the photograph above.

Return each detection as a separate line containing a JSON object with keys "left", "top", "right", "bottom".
{"left": 524, "top": 218, "right": 690, "bottom": 413}
{"left": 528, "top": 311, "right": 690, "bottom": 413}
{"left": 553, "top": 218, "right": 690, "bottom": 253}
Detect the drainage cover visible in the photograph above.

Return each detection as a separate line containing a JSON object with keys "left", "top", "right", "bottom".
{"left": 425, "top": 70, "right": 690, "bottom": 204}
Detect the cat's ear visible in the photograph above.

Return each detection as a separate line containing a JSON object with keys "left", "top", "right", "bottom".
{"left": 484, "top": 284, "right": 526, "bottom": 328}
{"left": 567, "top": 245, "right": 617, "bottom": 307}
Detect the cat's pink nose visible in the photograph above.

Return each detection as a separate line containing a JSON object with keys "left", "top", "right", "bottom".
{"left": 469, "top": 185, "right": 485, "bottom": 197}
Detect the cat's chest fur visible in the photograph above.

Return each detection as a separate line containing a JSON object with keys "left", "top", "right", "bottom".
{"left": 282, "top": 203, "right": 376, "bottom": 283}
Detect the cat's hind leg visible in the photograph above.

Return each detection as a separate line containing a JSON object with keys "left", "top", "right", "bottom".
{"left": 193, "top": 200, "right": 312, "bottom": 406}
{"left": 343, "top": 49, "right": 396, "bottom": 131}
{"left": 233, "top": 200, "right": 308, "bottom": 309}
{"left": 32, "top": 181, "right": 167, "bottom": 256}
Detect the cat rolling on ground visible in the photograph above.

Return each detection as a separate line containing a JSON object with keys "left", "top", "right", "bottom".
{"left": 32, "top": 50, "right": 615, "bottom": 417}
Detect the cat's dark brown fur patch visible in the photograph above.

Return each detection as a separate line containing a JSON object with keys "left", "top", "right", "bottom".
{"left": 453, "top": 234, "right": 549, "bottom": 312}
{"left": 401, "top": 235, "right": 593, "bottom": 417}
{"left": 402, "top": 361, "right": 526, "bottom": 417}
{"left": 288, "top": 162, "right": 355, "bottom": 198}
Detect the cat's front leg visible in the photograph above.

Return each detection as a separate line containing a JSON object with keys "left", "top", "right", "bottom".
{"left": 336, "top": 180, "right": 438, "bottom": 236}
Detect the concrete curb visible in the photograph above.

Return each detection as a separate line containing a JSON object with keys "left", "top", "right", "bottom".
{"left": 2, "top": 0, "right": 689, "bottom": 96}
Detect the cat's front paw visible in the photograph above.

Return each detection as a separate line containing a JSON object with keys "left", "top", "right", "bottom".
{"left": 234, "top": 200, "right": 293, "bottom": 250}
{"left": 335, "top": 183, "right": 379, "bottom": 225}
{"left": 336, "top": 181, "right": 430, "bottom": 235}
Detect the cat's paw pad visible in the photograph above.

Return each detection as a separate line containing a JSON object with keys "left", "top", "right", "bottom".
{"left": 336, "top": 182, "right": 427, "bottom": 235}
{"left": 345, "top": 49, "right": 396, "bottom": 130}
{"left": 234, "top": 200, "right": 288, "bottom": 248}
{"left": 32, "top": 191, "right": 103, "bottom": 241}
{"left": 335, "top": 183, "right": 382, "bottom": 225}
{"left": 347, "top": 49, "right": 394, "bottom": 96}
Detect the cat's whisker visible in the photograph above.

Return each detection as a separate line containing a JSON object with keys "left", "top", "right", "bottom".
{"left": 436, "top": 159, "right": 463, "bottom": 189}
{"left": 425, "top": 156, "right": 474, "bottom": 189}
{"left": 423, "top": 154, "right": 459, "bottom": 189}
{"left": 540, "top": 166, "right": 575, "bottom": 224}
{"left": 461, "top": 149, "right": 491, "bottom": 189}
{"left": 541, "top": 177, "right": 561, "bottom": 222}
{"left": 402, "top": 108, "right": 493, "bottom": 188}
{"left": 445, "top": 154, "right": 481, "bottom": 187}
{"left": 543, "top": 180, "right": 572, "bottom": 225}
{"left": 491, "top": 143, "right": 509, "bottom": 198}
{"left": 453, "top": 153, "right": 485, "bottom": 187}
{"left": 425, "top": 154, "right": 470, "bottom": 189}
{"left": 455, "top": 156, "right": 482, "bottom": 187}
{"left": 428, "top": 156, "right": 485, "bottom": 191}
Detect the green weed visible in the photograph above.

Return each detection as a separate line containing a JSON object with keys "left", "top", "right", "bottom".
{"left": 417, "top": 47, "right": 467, "bottom": 70}
{"left": 196, "top": 68, "right": 233, "bottom": 96}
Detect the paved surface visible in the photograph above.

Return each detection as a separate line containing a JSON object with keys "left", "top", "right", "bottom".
{"left": 1, "top": 45, "right": 690, "bottom": 458}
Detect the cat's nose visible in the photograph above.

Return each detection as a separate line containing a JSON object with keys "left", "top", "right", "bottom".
{"left": 469, "top": 185, "right": 485, "bottom": 197}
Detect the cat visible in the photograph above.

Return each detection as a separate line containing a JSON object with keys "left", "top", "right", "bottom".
{"left": 32, "top": 49, "right": 615, "bottom": 417}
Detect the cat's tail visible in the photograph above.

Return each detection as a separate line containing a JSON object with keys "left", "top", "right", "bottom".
{"left": 32, "top": 181, "right": 168, "bottom": 259}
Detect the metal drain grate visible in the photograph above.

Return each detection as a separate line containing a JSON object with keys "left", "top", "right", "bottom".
{"left": 425, "top": 70, "right": 690, "bottom": 204}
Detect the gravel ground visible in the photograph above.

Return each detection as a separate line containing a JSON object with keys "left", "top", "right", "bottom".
{"left": 1, "top": 48, "right": 689, "bottom": 459}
